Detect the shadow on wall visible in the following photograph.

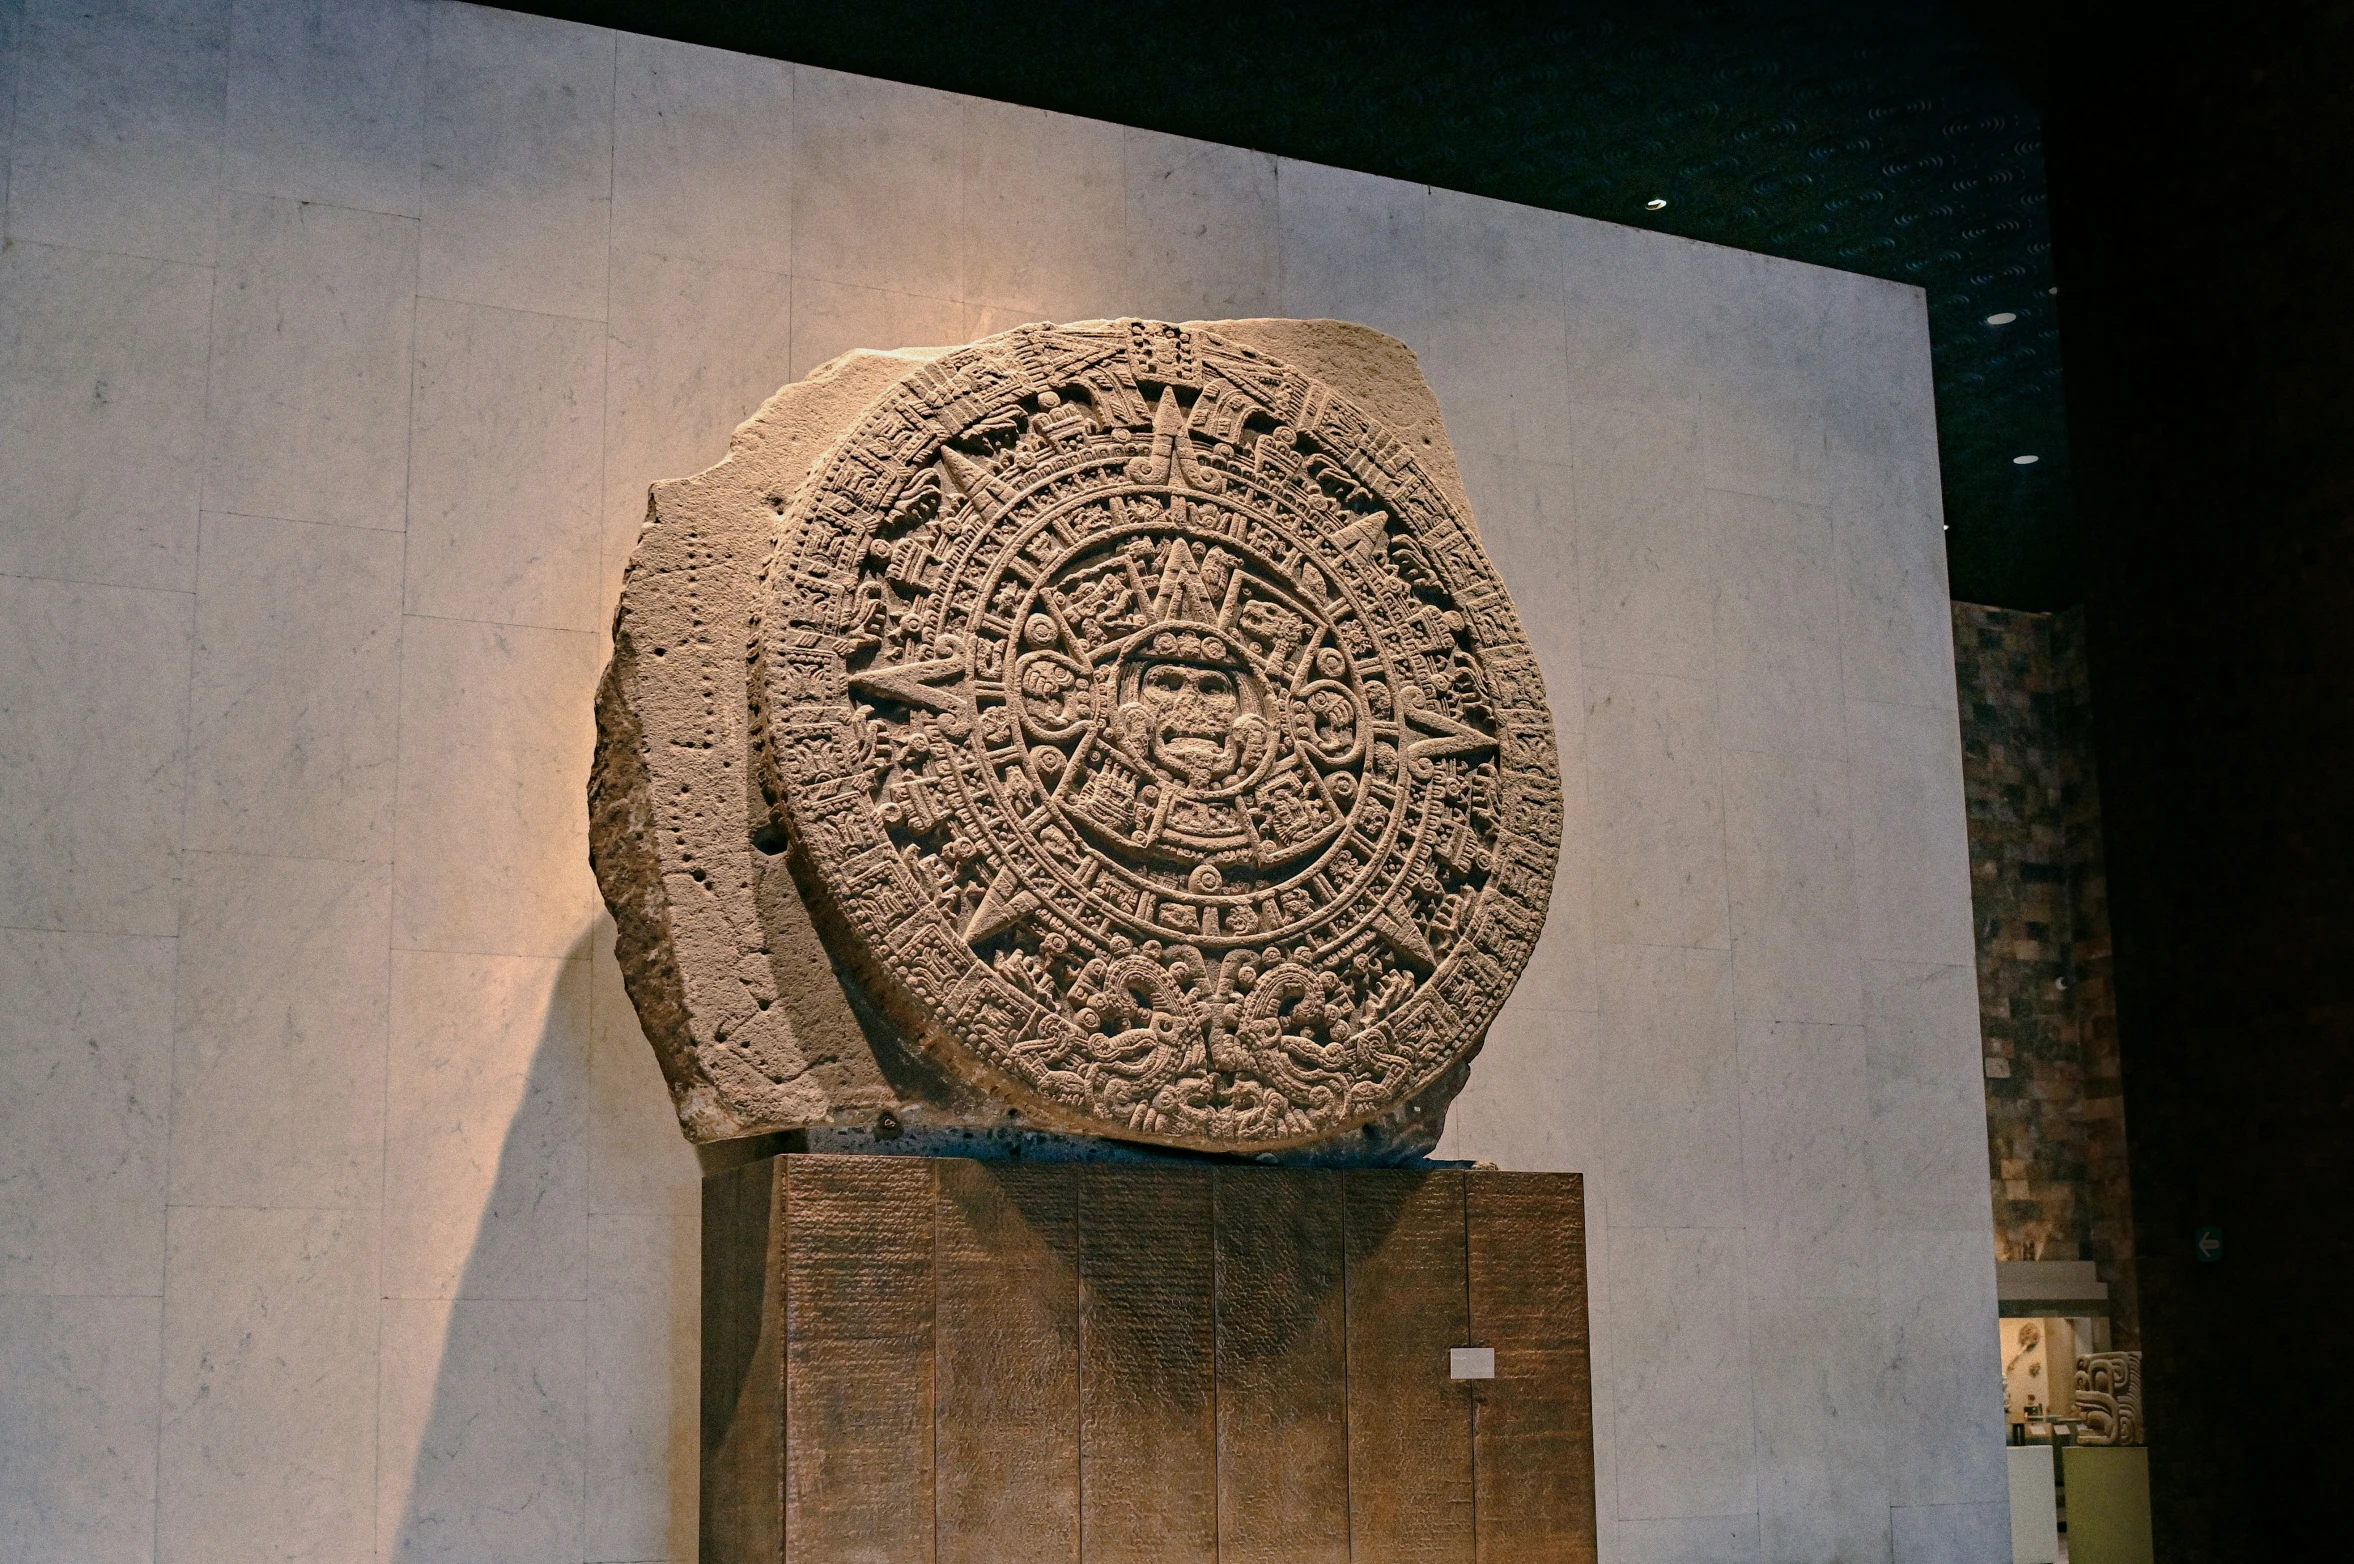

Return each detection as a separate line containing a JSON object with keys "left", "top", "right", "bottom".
{"left": 384, "top": 924, "right": 699, "bottom": 1562}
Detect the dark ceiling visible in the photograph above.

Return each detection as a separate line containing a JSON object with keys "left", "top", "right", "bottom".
{"left": 531, "top": 0, "right": 2070, "bottom": 610}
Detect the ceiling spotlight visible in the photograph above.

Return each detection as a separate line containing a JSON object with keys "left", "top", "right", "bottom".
{"left": 2013, "top": 454, "right": 2040, "bottom": 465}
{"left": 1986, "top": 312, "right": 2017, "bottom": 325}
{"left": 1645, "top": 197, "right": 1669, "bottom": 211}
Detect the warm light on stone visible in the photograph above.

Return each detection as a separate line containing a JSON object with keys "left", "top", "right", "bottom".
{"left": 592, "top": 318, "right": 1562, "bottom": 1154}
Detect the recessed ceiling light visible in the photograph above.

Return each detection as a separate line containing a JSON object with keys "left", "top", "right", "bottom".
{"left": 1986, "top": 312, "right": 2017, "bottom": 325}
{"left": 2013, "top": 454, "right": 2040, "bottom": 465}
{"left": 1645, "top": 198, "right": 1668, "bottom": 211}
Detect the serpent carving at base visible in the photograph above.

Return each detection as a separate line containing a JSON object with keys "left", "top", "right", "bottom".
{"left": 591, "top": 319, "right": 1562, "bottom": 1154}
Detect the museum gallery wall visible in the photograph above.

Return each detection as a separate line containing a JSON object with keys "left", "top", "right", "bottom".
{"left": 0, "top": 2, "right": 1999, "bottom": 1561}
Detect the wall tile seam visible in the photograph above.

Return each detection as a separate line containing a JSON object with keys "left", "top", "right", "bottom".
{"left": 178, "top": 842, "right": 398, "bottom": 869}
{"left": 1838, "top": 671, "right": 1964, "bottom": 713}
{"left": 194, "top": 504, "right": 405, "bottom": 537}
{"left": 414, "top": 289, "right": 611, "bottom": 333}
{"left": 1702, "top": 641, "right": 1744, "bottom": 974}
{"left": 1576, "top": 665, "right": 1721, "bottom": 711}
{"left": 1724, "top": 1011, "right": 1867, "bottom": 1034}
{"left": 1498, "top": 1000, "right": 1604, "bottom": 1018}
{"left": 397, "top": 598, "right": 609, "bottom": 639}
{"left": 788, "top": 278, "right": 967, "bottom": 326}
{"left": 1700, "top": 480, "right": 1833, "bottom": 513}
{"left": 1841, "top": 694, "right": 1962, "bottom": 726}
{"left": 1840, "top": 699, "right": 1969, "bottom": 747}
{"left": 1461, "top": 453, "right": 1575, "bottom": 484}
{"left": 0, "top": 917, "right": 186, "bottom": 939}
{"left": 393, "top": 607, "right": 603, "bottom": 640}
{"left": 378, "top": 1287, "right": 596, "bottom": 1304}
{"left": 0, "top": 218, "right": 217, "bottom": 272}
{"left": 0, "top": 232, "right": 217, "bottom": 276}
{"left": 1889, "top": 1500, "right": 1995, "bottom": 1513}
{"left": 378, "top": 202, "right": 426, "bottom": 1564}
{"left": 1874, "top": 1218, "right": 1999, "bottom": 1247}
{"left": 1592, "top": 938, "right": 1735, "bottom": 961}
{"left": 585, "top": 1201, "right": 693, "bottom": 1221}
{"left": 961, "top": 296, "right": 1065, "bottom": 326}
{"left": 1609, "top": 1505, "right": 1764, "bottom": 1526}
{"left": 178, "top": 843, "right": 398, "bottom": 870}
{"left": 0, "top": 0, "right": 23, "bottom": 172}
{"left": 1116, "top": 121, "right": 1143, "bottom": 316}
{"left": 184, "top": 167, "right": 255, "bottom": 876}
{"left": 1741, "top": 1292, "right": 1887, "bottom": 1312}
{"left": 1732, "top": 1010, "right": 1871, "bottom": 1048}
{"left": 585, "top": 38, "right": 628, "bottom": 1285}
{"left": 960, "top": 100, "right": 1083, "bottom": 314}
{"left": 387, "top": 207, "right": 432, "bottom": 1174}
{"left": 789, "top": 61, "right": 956, "bottom": 300}
{"left": 780, "top": 266, "right": 964, "bottom": 308}
{"left": 0, "top": 569, "right": 197, "bottom": 602}
{"left": 1870, "top": 1226, "right": 1999, "bottom": 1253}
{"left": 382, "top": 1294, "right": 594, "bottom": 1311}
{"left": 385, "top": 941, "right": 595, "bottom": 967}
{"left": 157, "top": 1201, "right": 387, "bottom": 1220}
{"left": 420, "top": 7, "right": 617, "bottom": 327}
{"left": 0, "top": 927, "right": 177, "bottom": 948}
{"left": 1717, "top": 744, "right": 1856, "bottom": 773}
{"left": 151, "top": 266, "right": 212, "bottom": 1509}
{"left": 606, "top": 243, "right": 793, "bottom": 287}
{"left": 225, "top": 185, "right": 423, "bottom": 232}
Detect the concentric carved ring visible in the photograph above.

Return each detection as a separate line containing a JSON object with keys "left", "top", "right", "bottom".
{"left": 751, "top": 321, "right": 1561, "bottom": 1149}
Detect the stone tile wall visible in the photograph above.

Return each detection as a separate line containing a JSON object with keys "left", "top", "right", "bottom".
{"left": 0, "top": 2, "right": 1999, "bottom": 1559}
{"left": 1951, "top": 602, "right": 2137, "bottom": 1343}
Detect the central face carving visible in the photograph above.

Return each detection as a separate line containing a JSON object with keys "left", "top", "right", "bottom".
{"left": 1065, "top": 605, "right": 1293, "bottom": 869}
{"left": 1141, "top": 662, "right": 1240, "bottom": 782}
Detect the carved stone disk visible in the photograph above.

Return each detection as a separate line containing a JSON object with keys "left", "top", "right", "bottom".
{"left": 752, "top": 321, "right": 1561, "bottom": 1150}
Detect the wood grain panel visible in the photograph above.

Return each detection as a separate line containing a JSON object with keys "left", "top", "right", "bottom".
{"left": 1467, "top": 1173, "right": 1597, "bottom": 1564}
{"left": 935, "top": 1158, "right": 1082, "bottom": 1564}
{"left": 1345, "top": 1169, "right": 1476, "bottom": 1564}
{"left": 703, "top": 1156, "right": 1593, "bottom": 1564}
{"left": 1079, "top": 1165, "right": 1217, "bottom": 1564}
{"left": 701, "top": 1157, "right": 786, "bottom": 1564}
{"left": 783, "top": 1154, "right": 936, "bottom": 1563}
{"left": 1214, "top": 1167, "right": 1352, "bottom": 1564}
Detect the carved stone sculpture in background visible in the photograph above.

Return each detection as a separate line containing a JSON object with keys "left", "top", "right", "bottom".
{"left": 2074, "top": 1351, "right": 2145, "bottom": 1446}
{"left": 591, "top": 319, "right": 1561, "bottom": 1153}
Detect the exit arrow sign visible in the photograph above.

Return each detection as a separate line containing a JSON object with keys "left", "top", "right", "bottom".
{"left": 2195, "top": 1226, "right": 2224, "bottom": 1263}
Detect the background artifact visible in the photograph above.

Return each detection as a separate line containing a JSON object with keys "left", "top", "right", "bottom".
{"left": 2075, "top": 1350, "right": 2145, "bottom": 1446}
{"left": 592, "top": 319, "right": 1561, "bottom": 1155}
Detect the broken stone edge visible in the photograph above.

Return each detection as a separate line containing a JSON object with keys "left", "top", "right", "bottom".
{"left": 589, "top": 320, "right": 1538, "bottom": 1150}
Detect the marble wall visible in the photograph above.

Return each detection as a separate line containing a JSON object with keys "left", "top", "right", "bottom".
{"left": 0, "top": 1, "right": 2003, "bottom": 1559}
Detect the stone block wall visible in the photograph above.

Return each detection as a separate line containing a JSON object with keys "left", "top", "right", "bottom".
{"left": 1952, "top": 602, "right": 2137, "bottom": 1343}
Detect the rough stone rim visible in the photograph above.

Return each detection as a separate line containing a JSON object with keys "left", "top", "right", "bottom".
{"left": 748, "top": 321, "right": 1563, "bottom": 1151}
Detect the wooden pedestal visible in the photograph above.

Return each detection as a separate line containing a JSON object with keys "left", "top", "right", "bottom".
{"left": 702, "top": 1155, "right": 1596, "bottom": 1564}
